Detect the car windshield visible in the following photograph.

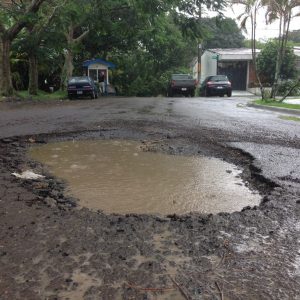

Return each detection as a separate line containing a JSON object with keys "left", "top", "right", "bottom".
{"left": 68, "top": 77, "right": 90, "bottom": 84}
{"left": 210, "top": 76, "right": 228, "bottom": 82}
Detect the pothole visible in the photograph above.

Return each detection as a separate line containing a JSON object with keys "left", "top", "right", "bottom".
{"left": 29, "top": 139, "right": 261, "bottom": 215}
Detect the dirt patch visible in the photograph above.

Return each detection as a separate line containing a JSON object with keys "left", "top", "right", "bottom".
{"left": 0, "top": 122, "right": 300, "bottom": 299}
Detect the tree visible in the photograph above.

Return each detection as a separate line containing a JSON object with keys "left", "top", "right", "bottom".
{"left": 3, "top": 0, "right": 229, "bottom": 97}
{"left": 232, "top": 0, "right": 265, "bottom": 98}
{"left": 56, "top": 0, "right": 93, "bottom": 90}
{"left": 262, "top": 0, "right": 300, "bottom": 98}
{"left": 257, "top": 40, "right": 297, "bottom": 84}
{"left": 0, "top": 0, "right": 47, "bottom": 96}
{"left": 201, "top": 17, "right": 245, "bottom": 49}
{"left": 111, "top": 14, "right": 196, "bottom": 96}
{"left": 26, "top": 1, "right": 64, "bottom": 95}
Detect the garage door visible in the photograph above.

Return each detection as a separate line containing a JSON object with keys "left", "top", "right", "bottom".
{"left": 217, "top": 61, "right": 247, "bottom": 90}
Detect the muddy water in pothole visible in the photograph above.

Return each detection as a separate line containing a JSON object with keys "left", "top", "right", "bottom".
{"left": 30, "top": 140, "right": 261, "bottom": 214}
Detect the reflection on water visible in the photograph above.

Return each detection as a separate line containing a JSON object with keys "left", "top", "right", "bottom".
{"left": 29, "top": 140, "right": 261, "bottom": 214}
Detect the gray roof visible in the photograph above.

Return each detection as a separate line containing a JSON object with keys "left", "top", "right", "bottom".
{"left": 207, "top": 48, "right": 260, "bottom": 61}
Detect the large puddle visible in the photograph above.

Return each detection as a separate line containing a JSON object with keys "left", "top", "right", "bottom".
{"left": 29, "top": 140, "right": 261, "bottom": 215}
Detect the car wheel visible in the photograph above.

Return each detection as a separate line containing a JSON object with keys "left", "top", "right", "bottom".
{"left": 204, "top": 88, "right": 209, "bottom": 97}
{"left": 190, "top": 90, "right": 195, "bottom": 97}
{"left": 227, "top": 91, "right": 232, "bottom": 97}
{"left": 220, "top": 94, "right": 224, "bottom": 97}
{"left": 90, "top": 92, "right": 95, "bottom": 99}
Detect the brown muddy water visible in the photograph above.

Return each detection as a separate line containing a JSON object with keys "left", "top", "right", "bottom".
{"left": 29, "top": 140, "right": 261, "bottom": 215}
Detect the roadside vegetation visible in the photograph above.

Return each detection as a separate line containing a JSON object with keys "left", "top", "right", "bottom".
{"left": 279, "top": 115, "right": 300, "bottom": 121}
{"left": 1, "top": 0, "right": 300, "bottom": 99}
{"left": 255, "top": 99, "right": 300, "bottom": 110}
{"left": 17, "top": 90, "right": 67, "bottom": 101}
{"left": 1, "top": 0, "right": 240, "bottom": 98}
{"left": 234, "top": 0, "right": 300, "bottom": 101}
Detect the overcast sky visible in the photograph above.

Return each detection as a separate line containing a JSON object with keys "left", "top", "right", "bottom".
{"left": 209, "top": 4, "right": 300, "bottom": 41}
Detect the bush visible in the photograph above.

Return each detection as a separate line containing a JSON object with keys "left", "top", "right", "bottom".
{"left": 277, "top": 80, "right": 300, "bottom": 96}
{"left": 257, "top": 40, "right": 297, "bottom": 85}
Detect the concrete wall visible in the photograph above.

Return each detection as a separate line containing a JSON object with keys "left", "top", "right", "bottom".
{"left": 200, "top": 51, "right": 217, "bottom": 83}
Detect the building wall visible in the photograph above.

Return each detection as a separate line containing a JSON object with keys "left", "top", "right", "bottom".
{"left": 248, "top": 61, "right": 257, "bottom": 87}
{"left": 200, "top": 51, "right": 217, "bottom": 83}
{"left": 191, "top": 58, "right": 198, "bottom": 80}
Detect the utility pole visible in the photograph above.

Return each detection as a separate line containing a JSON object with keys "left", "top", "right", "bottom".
{"left": 197, "top": 1, "right": 202, "bottom": 87}
{"left": 197, "top": 43, "right": 202, "bottom": 87}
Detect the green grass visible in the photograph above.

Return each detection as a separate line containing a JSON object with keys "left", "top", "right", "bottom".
{"left": 17, "top": 90, "right": 67, "bottom": 101}
{"left": 254, "top": 99, "right": 300, "bottom": 110}
{"left": 279, "top": 115, "right": 300, "bottom": 122}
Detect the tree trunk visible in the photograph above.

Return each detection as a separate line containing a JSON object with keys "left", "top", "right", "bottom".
{"left": 60, "top": 25, "right": 89, "bottom": 91}
{"left": 1, "top": 37, "right": 14, "bottom": 96}
{"left": 271, "top": 44, "right": 282, "bottom": 99}
{"left": 60, "top": 49, "right": 74, "bottom": 90}
{"left": 251, "top": 9, "right": 265, "bottom": 99}
{"left": 0, "top": 38, "right": 3, "bottom": 94}
{"left": 28, "top": 54, "right": 39, "bottom": 95}
{"left": 271, "top": 16, "right": 284, "bottom": 99}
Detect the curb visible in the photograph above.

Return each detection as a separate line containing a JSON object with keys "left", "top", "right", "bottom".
{"left": 247, "top": 102, "right": 300, "bottom": 116}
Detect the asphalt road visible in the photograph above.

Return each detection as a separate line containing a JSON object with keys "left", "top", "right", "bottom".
{"left": 0, "top": 96, "right": 300, "bottom": 299}
{"left": 0, "top": 96, "right": 299, "bottom": 139}
{"left": 1, "top": 96, "right": 299, "bottom": 189}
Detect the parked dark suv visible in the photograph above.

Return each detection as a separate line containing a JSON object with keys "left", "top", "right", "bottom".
{"left": 167, "top": 74, "right": 197, "bottom": 97}
{"left": 67, "top": 76, "right": 99, "bottom": 99}
{"left": 200, "top": 75, "right": 232, "bottom": 97}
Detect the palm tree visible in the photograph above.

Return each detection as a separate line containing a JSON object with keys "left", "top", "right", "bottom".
{"left": 262, "top": 0, "right": 300, "bottom": 99}
{"left": 232, "top": 0, "right": 265, "bottom": 98}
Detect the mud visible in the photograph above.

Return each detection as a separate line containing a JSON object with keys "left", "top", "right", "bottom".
{"left": 0, "top": 99, "right": 300, "bottom": 299}
{"left": 29, "top": 139, "right": 260, "bottom": 215}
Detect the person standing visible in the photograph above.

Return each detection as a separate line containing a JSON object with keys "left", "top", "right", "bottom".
{"left": 99, "top": 71, "right": 105, "bottom": 95}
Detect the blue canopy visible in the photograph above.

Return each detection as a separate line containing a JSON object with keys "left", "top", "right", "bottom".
{"left": 83, "top": 58, "right": 116, "bottom": 69}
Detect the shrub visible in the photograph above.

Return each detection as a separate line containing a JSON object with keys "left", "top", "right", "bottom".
{"left": 277, "top": 80, "right": 300, "bottom": 96}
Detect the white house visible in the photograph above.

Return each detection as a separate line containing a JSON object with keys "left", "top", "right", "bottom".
{"left": 193, "top": 47, "right": 300, "bottom": 91}
{"left": 192, "top": 48, "right": 261, "bottom": 91}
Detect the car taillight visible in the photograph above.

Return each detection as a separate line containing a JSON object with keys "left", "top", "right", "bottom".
{"left": 83, "top": 85, "right": 92, "bottom": 90}
{"left": 207, "top": 81, "right": 213, "bottom": 85}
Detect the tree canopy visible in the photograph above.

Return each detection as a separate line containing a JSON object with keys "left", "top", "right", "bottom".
{"left": 1, "top": 0, "right": 234, "bottom": 96}
{"left": 201, "top": 17, "right": 245, "bottom": 49}
{"left": 257, "top": 40, "right": 297, "bottom": 84}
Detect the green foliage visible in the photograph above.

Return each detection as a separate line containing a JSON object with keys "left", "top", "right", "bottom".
{"left": 257, "top": 40, "right": 298, "bottom": 84}
{"left": 17, "top": 90, "right": 67, "bottom": 101}
{"left": 4, "top": 0, "right": 229, "bottom": 97}
{"left": 201, "top": 17, "right": 245, "bottom": 49}
{"left": 254, "top": 99, "right": 300, "bottom": 110}
{"left": 279, "top": 116, "right": 300, "bottom": 122}
{"left": 277, "top": 80, "right": 300, "bottom": 96}
{"left": 279, "top": 115, "right": 300, "bottom": 121}
{"left": 109, "top": 14, "right": 196, "bottom": 96}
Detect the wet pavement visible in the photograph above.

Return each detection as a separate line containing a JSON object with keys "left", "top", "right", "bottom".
{"left": 0, "top": 96, "right": 300, "bottom": 299}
